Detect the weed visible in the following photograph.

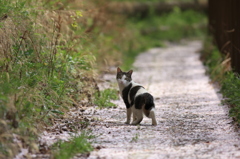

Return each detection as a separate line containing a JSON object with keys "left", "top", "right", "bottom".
{"left": 201, "top": 36, "right": 240, "bottom": 123}
{"left": 52, "top": 132, "right": 94, "bottom": 159}
{"left": 94, "top": 89, "right": 119, "bottom": 108}
{"left": 201, "top": 37, "right": 224, "bottom": 81}
{"left": 221, "top": 72, "right": 240, "bottom": 122}
{"left": 0, "top": 0, "right": 97, "bottom": 158}
{"left": 130, "top": 133, "right": 139, "bottom": 143}
{"left": 0, "top": 0, "right": 208, "bottom": 157}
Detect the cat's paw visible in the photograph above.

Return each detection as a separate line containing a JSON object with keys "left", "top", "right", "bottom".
{"left": 152, "top": 120, "right": 157, "bottom": 126}
{"left": 125, "top": 121, "right": 130, "bottom": 124}
{"left": 131, "top": 121, "right": 138, "bottom": 125}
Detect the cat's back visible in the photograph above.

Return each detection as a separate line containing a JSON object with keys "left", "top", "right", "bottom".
{"left": 128, "top": 81, "right": 148, "bottom": 104}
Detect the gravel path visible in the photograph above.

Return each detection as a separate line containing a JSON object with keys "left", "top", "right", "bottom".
{"left": 87, "top": 41, "right": 240, "bottom": 159}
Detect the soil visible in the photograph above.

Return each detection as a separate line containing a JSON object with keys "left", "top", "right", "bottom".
{"left": 86, "top": 41, "right": 240, "bottom": 159}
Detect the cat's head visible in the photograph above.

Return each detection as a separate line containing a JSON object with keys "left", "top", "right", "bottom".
{"left": 116, "top": 67, "right": 133, "bottom": 86}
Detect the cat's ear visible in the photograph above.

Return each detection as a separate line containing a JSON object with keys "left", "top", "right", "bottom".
{"left": 117, "top": 67, "right": 122, "bottom": 73}
{"left": 128, "top": 70, "right": 133, "bottom": 76}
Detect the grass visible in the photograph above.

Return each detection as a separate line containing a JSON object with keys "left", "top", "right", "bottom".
{"left": 121, "top": 7, "right": 207, "bottom": 70}
{"left": 112, "top": 0, "right": 198, "bottom": 2}
{"left": 0, "top": 0, "right": 208, "bottom": 158}
{"left": 130, "top": 133, "right": 139, "bottom": 143}
{"left": 221, "top": 73, "right": 240, "bottom": 123}
{"left": 0, "top": 0, "right": 97, "bottom": 158}
{"left": 201, "top": 36, "right": 224, "bottom": 80}
{"left": 52, "top": 132, "right": 94, "bottom": 159}
{"left": 201, "top": 37, "right": 240, "bottom": 124}
{"left": 94, "top": 89, "right": 119, "bottom": 108}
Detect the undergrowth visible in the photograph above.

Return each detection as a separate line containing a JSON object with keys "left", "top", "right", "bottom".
{"left": 94, "top": 89, "right": 119, "bottom": 108}
{"left": 0, "top": 0, "right": 136, "bottom": 157}
{"left": 122, "top": 7, "right": 207, "bottom": 70}
{"left": 221, "top": 73, "right": 240, "bottom": 123}
{"left": 0, "top": 0, "right": 98, "bottom": 158}
{"left": 201, "top": 37, "right": 240, "bottom": 124}
{"left": 0, "top": 0, "right": 208, "bottom": 158}
{"left": 52, "top": 132, "right": 94, "bottom": 159}
{"left": 112, "top": 0, "right": 196, "bottom": 2}
{"left": 201, "top": 37, "right": 224, "bottom": 80}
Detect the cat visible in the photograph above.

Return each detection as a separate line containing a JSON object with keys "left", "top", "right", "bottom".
{"left": 116, "top": 67, "right": 157, "bottom": 126}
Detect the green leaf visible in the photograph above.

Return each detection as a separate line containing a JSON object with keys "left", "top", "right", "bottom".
{"left": 51, "top": 110, "right": 64, "bottom": 115}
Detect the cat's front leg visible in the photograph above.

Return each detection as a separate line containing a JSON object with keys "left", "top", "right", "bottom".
{"left": 133, "top": 113, "right": 137, "bottom": 121}
{"left": 132, "top": 106, "right": 137, "bottom": 121}
{"left": 125, "top": 108, "right": 132, "bottom": 124}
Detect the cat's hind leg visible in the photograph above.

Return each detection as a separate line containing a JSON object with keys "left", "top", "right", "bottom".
{"left": 149, "top": 108, "right": 157, "bottom": 126}
{"left": 142, "top": 93, "right": 157, "bottom": 126}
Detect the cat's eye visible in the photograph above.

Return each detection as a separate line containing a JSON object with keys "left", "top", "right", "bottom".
{"left": 117, "top": 75, "right": 121, "bottom": 78}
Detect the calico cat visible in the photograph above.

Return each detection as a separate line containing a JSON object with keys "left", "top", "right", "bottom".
{"left": 116, "top": 67, "right": 157, "bottom": 126}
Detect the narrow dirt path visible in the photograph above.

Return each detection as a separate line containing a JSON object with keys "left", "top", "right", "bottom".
{"left": 86, "top": 41, "right": 240, "bottom": 159}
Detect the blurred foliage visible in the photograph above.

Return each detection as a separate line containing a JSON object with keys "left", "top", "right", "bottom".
{"left": 222, "top": 72, "right": 240, "bottom": 123}
{"left": 0, "top": 0, "right": 98, "bottom": 158}
{"left": 112, "top": 0, "right": 198, "bottom": 2}
{"left": 52, "top": 132, "right": 94, "bottom": 159}
{"left": 122, "top": 7, "right": 207, "bottom": 70}
{"left": 0, "top": 0, "right": 208, "bottom": 158}
{"left": 201, "top": 36, "right": 224, "bottom": 80}
{"left": 94, "top": 89, "right": 119, "bottom": 108}
{"left": 201, "top": 37, "right": 240, "bottom": 124}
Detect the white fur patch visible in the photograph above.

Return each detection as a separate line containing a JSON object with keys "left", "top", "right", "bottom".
{"left": 135, "top": 87, "right": 148, "bottom": 97}
{"left": 117, "top": 75, "right": 131, "bottom": 97}
{"left": 127, "top": 81, "right": 148, "bottom": 104}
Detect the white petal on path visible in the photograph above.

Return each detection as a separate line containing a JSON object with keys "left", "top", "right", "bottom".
{"left": 87, "top": 41, "right": 240, "bottom": 159}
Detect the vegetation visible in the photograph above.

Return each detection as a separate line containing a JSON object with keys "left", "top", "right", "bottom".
{"left": 0, "top": 0, "right": 98, "bottom": 158}
{"left": 201, "top": 37, "right": 240, "bottom": 124}
{"left": 201, "top": 37, "right": 225, "bottom": 80}
{"left": 130, "top": 133, "right": 139, "bottom": 143}
{"left": 94, "top": 89, "right": 119, "bottom": 108}
{"left": 221, "top": 73, "right": 240, "bottom": 123}
{"left": 113, "top": 0, "right": 197, "bottom": 2}
{"left": 52, "top": 132, "right": 94, "bottom": 159}
{"left": 122, "top": 7, "right": 207, "bottom": 70}
{"left": 0, "top": 0, "right": 207, "bottom": 158}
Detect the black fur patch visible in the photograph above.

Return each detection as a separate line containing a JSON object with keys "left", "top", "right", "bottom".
{"left": 116, "top": 72, "right": 123, "bottom": 79}
{"left": 135, "top": 93, "right": 155, "bottom": 110}
{"left": 134, "top": 94, "right": 146, "bottom": 109}
{"left": 122, "top": 83, "right": 132, "bottom": 108}
{"left": 124, "top": 75, "right": 131, "bottom": 82}
{"left": 143, "top": 93, "right": 155, "bottom": 110}
{"left": 129, "top": 86, "right": 143, "bottom": 106}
